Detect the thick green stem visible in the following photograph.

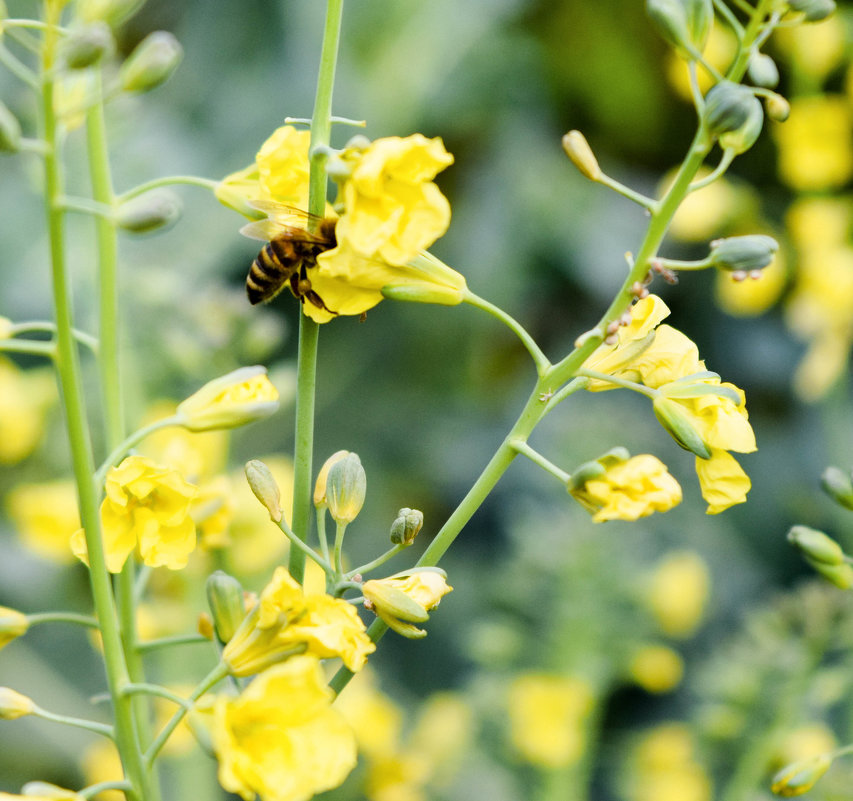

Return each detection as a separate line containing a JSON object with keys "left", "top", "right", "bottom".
{"left": 40, "top": 7, "right": 149, "bottom": 800}
{"left": 289, "top": 0, "right": 344, "bottom": 582}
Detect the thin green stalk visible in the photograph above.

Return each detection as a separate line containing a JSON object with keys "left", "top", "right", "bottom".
{"left": 0, "top": 340, "right": 56, "bottom": 357}
{"left": 136, "top": 634, "right": 211, "bottom": 654}
{"left": 574, "top": 367, "right": 659, "bottom": 398}
{"left": 123, "top": 684, "right": 194, "bottom": 709}
{"left": 26, "top": 611, "right": 98, "bottom": 628}
{"left": 510, "top": 439, "right": 571, "bottom": 484}
{"left": 9, "top": 321, "right": 98, "bottom": 352}
{"left": 290, "top": 0, "right": 345, "bottom": 582}
{"left": 116, "top": 175, "right": 218, "bottom": 204}
{"left": 94, "top": 416, "right": 182, "bottom": 485}
{"left": 347, "top": 544, "right": 406, "bottom": 578}
{"left": 31, "top": 705, "right": 114, "bottom": 738}
{"left": 80, "top": 781, "right": 133, "bottom": 800}
{"left": 40, "top": 11, "right": 149, "bottom": 800}
{"left": 276, "top": 514, "right": 334, "bottom": 575}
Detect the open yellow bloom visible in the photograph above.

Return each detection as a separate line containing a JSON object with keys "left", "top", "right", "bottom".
{"left": 6, "top": 480, "right": 80, "bottom": 563}
{"left": 571, "top": 454, "right": 682, "bottom": 523}
{"left": 508, "top": 673, "right": 595, "bottom": 769}
{"left": 212, "top": 656, "right": 357, "bottom": 801}
{"left": 694, "top": 448, "right": 751, "bottom": 514}
{"left": 362, "top": 569, "right": 452, "bottom": 639}
{"left": 71, "top": 455, "right": 197, "bottom": 572}
{"left": 223, "top": 567, "right": 374, "bottom": 675}
{"left": 176, "top": 366, "right": 279, "bottom": 432}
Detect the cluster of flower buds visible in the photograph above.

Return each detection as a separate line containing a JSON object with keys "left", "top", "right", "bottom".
{"left": 390, "top": 507, "right": 424, "bottom": 546}
{"left": 645, "top": 0, "right": 712, "bottom": 61}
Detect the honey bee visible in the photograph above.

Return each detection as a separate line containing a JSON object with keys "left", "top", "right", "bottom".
{"left": 240, "top": 200, "right": 337, "bottom": 312}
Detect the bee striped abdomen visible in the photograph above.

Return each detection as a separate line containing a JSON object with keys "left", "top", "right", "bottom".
{"left": 247, "top": 242, "right": 294, "bottom": 305}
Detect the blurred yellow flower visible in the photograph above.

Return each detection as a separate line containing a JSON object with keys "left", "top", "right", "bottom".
{"left": 668, "top": 174, "right": 752, "bottom": 242}
{"left": 645, "top": 551, "right": 710, "bottom": 638}
{"left": 628, "top": 723, "right": 711, "bottom": 801}
{"left": 81, "top": 740, "right": 124, "bottom": 801}
{"left": 6, "top": 480, "right": 80, "bottom": 563}
{"left": 0, "top": 607, "right": 29, "bottom": 650}
{"left": 192, "top": 475, "right": 235, "bottom": 549}
{"left": 715, "top": 251, "right": 787, "bottom": 317}
{"left": 773, "top": 96, "right": 853, "bottom": 191}
{"left": 212, "top": 656, "right": 357, "bottom": 801}
{"left": 223, "top": 566, "right": 374, "bottom": 676}
{"left": 774, "top": 15, "right": 845, "bottom": 82}
{"left": 176, "top": 366, "right": 279, "bottom": 432}
{"left": 364, "top": 753, "right": 430, "bottom": 801}
{"left": 335, "top": 669, "right": 403, "bottom": 760}
{"left": 628, "top": 645, "right": 684, "bottom": 693}
{"left": 71, "top": 455, "right": 198, "bottom": 573}
{"left": 570, "top": 454, "right": 682, "bottom": 523}
{"left": 666, "top": 24, "right": 737, "bottom": 101}
{"left": 0, "top": 357, "right": 55, "bottom": 464}
{"left": 508, "top": 673, "right": 595, "bottom": 768}
{"left": 362, "top": 570, "right": 453, "bottom": 639}
{"left": 408, "top": 692, "right": 474, "bottom": 783}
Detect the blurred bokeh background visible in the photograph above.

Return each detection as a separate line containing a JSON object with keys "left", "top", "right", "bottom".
{"left": 2, "top": 1, "right": 853, "bottom": 799}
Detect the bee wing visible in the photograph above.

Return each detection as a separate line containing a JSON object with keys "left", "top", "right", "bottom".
{"left": 247, "top": 199, "right": 326, "bottom": 226}
{"left": 239, "top": 218, "right": 289, "bottom": 241}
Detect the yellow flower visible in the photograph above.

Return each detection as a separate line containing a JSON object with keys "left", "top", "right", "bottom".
{"left": 774, "top": 15, "right": 845, "bottom": 82}
{"left": 0, "top": 607, "right": 29, "bottom": 650}
{"left": 644, "top": 551, "right": 710, "bottom": 638}
{"left": 773, "top": 95, "right": 853, "bottom": 191}
{"left": 620, "top": 325, "right": 704, "bottom": 389}
{"left": 192, "top": 475, "right": 235, "bottom": 549}
{"left": 0, "top": 357, "right": 55, "bottom": 464}
{"left": 694, "top": 448, "right": 751, "bottom": 514}
{"left": 6, "top": 480, "right": 80, "bottom": 563}
{"left": 362, "top": 569, "right": 453, "bottom": 639}
{"left": 668, "top": 173, "right": 753, "bottom": 242}
{"left": 223, "top": 566, "right": 374, "bottom": 675}
{"left": 71, "top": 455, "right": 198, "bottom": 573}
{"left": 335, "top": 669, "right": 404, "bottom": 760}
{"left": 364, "top": 753, "right": 430, "bottom": 801}
{"left": 628, "top": 645, "right": 684, "bottom": 694}
{"left": 628, "top": 724, "right": 712, "bottom": 801}
{"left": 212, "top": 656, "right": 357, "bottom": 801}
{"left": 256, "top": 126, "right": 312, "bottom": 209}
{"left": 508, "top": 673, "right": 595, "bottom": 768}
{"left": 176, "top": 366, "right": 279, "bottom": 432}
{"left": 570, "top": 454, "right": 683, "bottom": 523}
{"left": 715, "top": 251, "right": 787, "bottom": 317}
{"left": 334, "top": 134, "right": 453, "bottom": 266}
{"left": 305, "top": 246, "right": 467, "bottom": 323}
{"left": 407, "top": 693, "right": 474, "bottom": 782}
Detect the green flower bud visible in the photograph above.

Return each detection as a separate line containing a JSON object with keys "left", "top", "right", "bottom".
{"left": 245, "top": 460, "right": 282, "bottom": 522}
{"left": 114, "top": 191, "right": 181, "bottom": 233}
{"left": 0, "top": 100, "right": 21, "bottom": 153}
{"left": 787, "top": 525, "right": 845, "bottom": 566}
{"left": 652, "top": 396, "right": 712, "bottom": 459}
{"left": 326, "top": 452, "right": 367, "bottom": 525}
{"left": 719, "top": 96, "right": 764, "bottom": 154}
{"left": 646, "top": 0, "right": 712, "bottom": 60}
{"left": 119, "top": 31, "right": 183, "bottom": 94}
{"left": 206, "top": 571, "right": 246, "bottom": 645}
{"left": 808, "top": 559, "right": 853, "bottom": 590}
{"left": 787, "top": 0, "right": 836, "bottom": 22}
{"left": 390, "top": 508, "right": 424, "bottom": 546}
{"left": 821, "top": 466, "right": 853, "bottom": 510}
{"left": 62, "top": 23, "right": 114, "bottom": 69}
{"left": 562, "top": 130, "right": 601, "bottom": 181}
{"left": 381, "top": 282, "right": 464, "bottom": 306}
{"left": 704, "top": 82, "right": 762, "bottom": 147}
{"left": 0, "top": 687, "right": 35, "bottom": 719}
{"left": 314, "top": 450, "right": 349, "bottom": 507}
{"left": 76, "top": 0, "right": 145, "bottom": 27}
{"left": 771, "top": 753, "right": 832, "bottom": 796}
{"left": 748, "top": 52, "right": 779, "bottom": 88}
{"left": 709, "top": 235, "right": 779, "bottom": 273}
{"left": 765, "top": 93, "right": 791, "bottom": 123}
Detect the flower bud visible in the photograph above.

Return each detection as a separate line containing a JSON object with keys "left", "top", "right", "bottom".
{"left": 0, "top": 687, "right": 35, "bottom": 719}
{"left": 821, "top": 466, "right": 853, "bottom": 510}
{"left": 748, "top": 53, "right": 779, "bottom": 88}
{"left": 245, "top": 460, "right": 282, "bottom": 522}
{"left": 119, "top": 31, "right": 182, "bottom": 94}
{"left": 808, "top": 559, "right": 853, "bottom": 589}
{"left": 0, "top": 317, "right": 12, "bottom": 338}
{"left": 314, "top": 450, "right": 349, "bottom": 507}
{"left": 771, "top": 753, "right": 832, "bottom": 796}
{"left": 363, "top": 568, "right": 452, "bottom": 639}
{"left": 646, "top": 0, "right": 712, "bottom": 60}
{"left": 114, "top": 190, "right": 181, "bottom": 233}
{"left": 0, "top": 606, "right": 29, "bottom": 649}
{"left": 326, "top": 452, "right": 367, "bottom": 525}
{"left": 765, "top": 93, "right": 791, "bottom": 123}
{"left": 652, "top": 395, "right": 712, "bottom": 459}
{"left": 206, "top": 571, "right": 247, "bottom": 645}
{"left": 76, "top": 0, "right": 144, "bottom": 27}
{"left": 62, "top": 23, "right": 114, "bottom": 69}
{"left": 176, "top": 366, "right": 279, "bottom": 432}
{"left": 197, "top": 612, "right": 215, "bottom": 640}
{"left": 390, "top": 508, "right": 424, "bottom": 546}
{"left": 20, "top": 783, "right": 84, "bottom": 801}
{"left": 720, "top": 97, "right": 764, "bottom": 154}
{"left": 709, "top": 235, "right": 779, "bottom": 273}
{"left": 0, "top": 99, "right": 21, "bottom": 153}
{"left": 562, "top": 130, "right": 601, "bottom": 181}
{"left": 787, "top": 525, "right": 845, "bottom": 566}
{"left": 787, "top": 0, "right": 836, "bottom": 22}
{"left": 704, "top": 82, "right": 762, "bottom": 147}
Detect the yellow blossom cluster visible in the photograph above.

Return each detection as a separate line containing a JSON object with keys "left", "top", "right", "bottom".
{"left": 0, "top": 357, "right": 55, "bottom": 465}
{"left": 222, "top": 566, "right": 375, "bottom": 676}
{"left": 583, "top": 295, "right": 755, "bottom": 513}
{"left": 217, "top": 125, "right": 466, "bottom": 321}
{"left": 71, "top": 455, "right": 198, "bottom": 573}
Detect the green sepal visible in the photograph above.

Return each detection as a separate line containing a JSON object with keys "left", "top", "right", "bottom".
{"left": 377, "top": 610, "right": 428, "bottom": 639}
{"left": 659, "top": 382, "right": 742, "bottom": 405}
